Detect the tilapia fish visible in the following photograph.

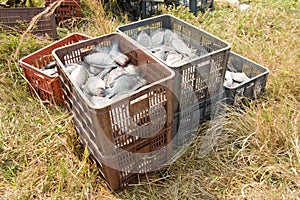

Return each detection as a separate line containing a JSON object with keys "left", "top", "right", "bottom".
{"left": 150, "top": 29, "right": 164, "bottom": 47}
{"left": 136, "top": 30, "right": 152, "bottom": 49}
{"left": 84, "top": 74, "right": 106, "bottom": 96}
{"left": 83, "top": 52, "right": 116, "bottom": 68}
{"left": 70, "top": 64, "right": 89, "bottom": 87}
{"left": 106, "top": 74, "right": 147, "bottom": 99}
{"left": 109, "top": 39, "right": 129, "bottom": 67}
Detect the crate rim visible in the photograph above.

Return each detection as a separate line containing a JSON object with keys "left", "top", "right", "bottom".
{"left": 52, "top": 32, "right": 176, "bottom": 110}
{"left": 224, "top": 51, "right": 270, "bottom": 90}
{"left": 19, "top": 32, "right": 91, "bottom": 79}
{"left": 116, "top": 14, "right": 231, "bottom": 69}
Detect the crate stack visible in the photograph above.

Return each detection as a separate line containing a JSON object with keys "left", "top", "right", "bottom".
{"left": 52, "top": 33, "right": 175, "bottom": 191}
{"left": 19, "top": 13, "right": 269, "bottom": 192}
{"left": 117, "top": 14, "right": 230, "bottom": 147}
{"left": 44, "top": 0, "right": 82, "bottom": 24}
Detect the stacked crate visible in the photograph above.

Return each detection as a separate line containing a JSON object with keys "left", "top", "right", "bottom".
{"left": 117, "top": 14, "right": 230, "bottom": 147}
{"left": 52, "top": 33, "right": 175, "bottom": 191}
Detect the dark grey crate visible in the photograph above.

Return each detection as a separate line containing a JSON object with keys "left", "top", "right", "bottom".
{"left": 224, "top": 52, "right": 269, "bottom": 106}
{"left": 117, "top": 14, "right": 230, "bottom": 118}
{"left": 173, "top": 91, "right": 224, "bottom": 147}
{"left": 179, "top": 0, "right": 214, "bottom": 15}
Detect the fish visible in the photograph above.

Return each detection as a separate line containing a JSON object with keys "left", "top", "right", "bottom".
{"left": 163, "top": 29, "right": 175, "bottom": 46}
{"left": 83, "top": 52, "right": 116, "bottom": 68}
{"left": 223, "top": 70, "right": 233, "bottom": 87}
{"left": 171, "top": 37, "right": 193, "bottom": 57}
{"left": 227, "top": 62, "right": 237, "bottom": 72}
{"left": 101, "top": 67, "right": 128, "bottom": 87}
{"left": 85, "top": 75, "right": 106, "bottom": 96}
{"left": 165, "top": 51, "right": 183, "bottom": 66}
{"left": 106, "top": 74, "right": 147, "bottom": 99}
{"left": 109, "top": 39, "right": 130, "bottom": 67}
{"left": 231, "top": 72, "right": 250, "bottom": 83}
{"left": 136, "top": 30, "right": 152, "bottom": 49}
{"left": 43, "top": 68, "right": 58, "bottom": 76}
{"left": 90, "top": 96, "right": 112, "bottom": 107}
{"left": 65, "top": 62, "right": 82, "bottom": 74}
{"left": 150, "top": 29, "right": 164, "bottom": 47}
{"left": 41, "top": 60, "right": 56, "bottom": 70}
{"left": 124, "top": 64, "right": 145, "bottom": 78}
{"left": 149, "top": 45, "right": 174, "bottom": 61}
{"left": 70, "top": 64, "right": 89, "bottom": 87}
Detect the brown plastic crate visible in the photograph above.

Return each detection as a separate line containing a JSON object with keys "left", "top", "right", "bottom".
{"left": 53, "top": 32, "right": 174, "bottom": 153}
{"left": 19, "top": 33, "right": 91, "bottom": 105}
{"left": 0, "top": 7, "right": 58, "bottom": 39}
{"left": 44, "top": 0, "right": 82, "bottom": 24}
{"left": 79, "top": 125, "right": 173, "bottom": 192}
{"left": 53, "top": 33, "right": 175, "bottom": 191}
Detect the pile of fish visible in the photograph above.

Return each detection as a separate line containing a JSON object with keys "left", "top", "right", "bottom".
{"left": 41, "top": 60, "right": 58, "bottom": 76}
{"left": 134, "top": 28, "right": 209, "bottom": 67}
{"left": 223, "top": 62, "right": 250, "bottom": 88}
{"left": 63, "top": 40, "right": 147, "bottom": 107}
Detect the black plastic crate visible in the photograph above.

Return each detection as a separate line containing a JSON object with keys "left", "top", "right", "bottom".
{"left": 224, "top": 52, "right": 269, "bottom": 106}
{"left": 179, "top": 0, "right": 214, "bottom": 15}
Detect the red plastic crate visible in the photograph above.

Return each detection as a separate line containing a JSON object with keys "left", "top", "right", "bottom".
{"left": 19, "top": 33, "right": 91, "bottom": 105}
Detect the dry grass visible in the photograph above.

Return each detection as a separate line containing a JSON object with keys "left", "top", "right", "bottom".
{"left": 0, "top": 0, "right": 299, "bottom": 199}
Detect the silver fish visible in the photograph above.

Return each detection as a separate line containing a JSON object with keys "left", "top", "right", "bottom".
{"left": 43, "top": 68, "right": 58, "bottom": 76}
{"left": 124, "top": 64, "right": 145, "bottom": 78}
{"left": 109, "top": 39, "right": 129, "bottom": 67}
{"left": 106, "top": 74, "right": 147, "bottom": 99}
{"left": 150, "top": 29, "right": 164, "bottom": 47}
{"left": 70, "top": 64, "right": 88, "bottom": 87}
{"left": 65, "top": 63, "right": 81, "bottom": 74}
{"left": 231, "top": 72, "right": 250, "bottom": 83}
{"left": 227, "top": 62, "right": 238, "bottom": 72}
{"left": 150, "top": 45, "right": 174, "bottom": 61}
{"left": 136, "top": 30, "right": 152, "bottom": 49}
{"left": 83, "top": 52, "right": 116, "bottom": 68}
{"left": 172, "top": 38, "right": 193, "bottom": 57}
{"left": 163, "top": 29, "right": 175, "bottom": 46}
{"left": 165, "top": 52, "right": 183, "bottom": 66}
{"left": 85, "top": 75, "right": 106, "bottom": 96}
{"left": 223, "top": 70, "right": 233, "bottom": 87}
{"left": 41, "top": 60, "right": 56, "bottom": 70}
{"left": 90, "top": 96, "right": 112, "bottom": 107}
{"left": 101, "top": 67, "right": 128, "bottom": 88}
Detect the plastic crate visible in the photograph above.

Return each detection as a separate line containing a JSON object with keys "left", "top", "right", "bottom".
{"left": 0, "top": 8, "right": 58, "bottom": 39}
{"left": 52, "top": 33, "right": 175, "bottom": 190}
{"left": 179, "top": 0, "right": 214, "bottom": 15}
{"left": 79, "top": 125, "right": 173, "bottom": 192}
{"left": 173, "top": 91, "right": 224, "bottom": 147}
{"left": 224, "top": 52, "right": 269, "bottom": 106}
{"left": 117, "top": 14, "right": 230, "bottom": 117}
{"left": 44, "top": 0, "right": 82, "bottom": 24}
{"left": 19, "top": 33, "right": 91, "bottom": 105}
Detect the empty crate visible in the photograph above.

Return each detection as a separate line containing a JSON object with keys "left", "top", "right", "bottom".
{"left": 19, "top": 33, "right": 91, "bottom": 105}
{"left": 44, "top": 0, "right": 82, "bottom": 24}
{"left": 0, "top": 7, "right": 57, "bottom": 39}
{"left": 224, "top": 52, "right": 269, "bottom": 106}
{"left": 52, "top": 33, "right": 175, "bottom": 191}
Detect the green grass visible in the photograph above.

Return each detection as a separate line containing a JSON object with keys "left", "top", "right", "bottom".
{"left": 0, "top": 0, "right": 300, "bottom": 199}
